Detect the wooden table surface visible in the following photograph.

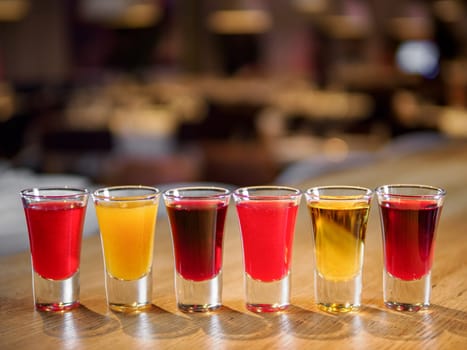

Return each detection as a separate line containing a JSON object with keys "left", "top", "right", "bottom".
{"left": 1, "top": 140, "right": 467, "bottom": 349}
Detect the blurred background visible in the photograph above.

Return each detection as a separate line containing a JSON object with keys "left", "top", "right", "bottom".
{"left": 0, "top": 0, "right": 466, "bottom": 187}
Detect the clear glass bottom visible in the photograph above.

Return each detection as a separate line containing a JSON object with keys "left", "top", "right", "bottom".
{"left": 175, "top": 271, "right": 222, "bottom": 312}
{"left": 33, "top": 270, "right": 80, "bottom": 312}
{"left": 245, "top": 272, "right": 290, "bottom": 313}
{"left": 314, "top": 270, "right": 362, "bottom": 313}
{"left": 106, "top": 270, "right": 153, "bottom": 312}
{"left": 384, "top": 269, "right": 431, "bottom": 312}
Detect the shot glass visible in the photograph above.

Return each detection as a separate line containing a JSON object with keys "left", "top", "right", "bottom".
{"left": 376, "top": 184, "right": 446, "bottom": 312}
{"left": 20, "top": 187, "right": 89, "bottom": 312}
{"left": 163, "top": 187, "right": 230, "bottom": 312}
{"left": 305, "top": 186, "right": 372, "bottom": 313}
{"left": 233, "top": 186, "right": 301, "bottom": 312}
{"left": 92, "top": 186, "right": 160, "bottom": 312}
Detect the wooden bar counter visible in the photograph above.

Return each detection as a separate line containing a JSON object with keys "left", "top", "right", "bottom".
{"left": 1, "top": 140, "right": 467, "bottom": 349}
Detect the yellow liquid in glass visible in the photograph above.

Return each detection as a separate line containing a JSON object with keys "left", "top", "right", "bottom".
{"left": 308, "top": 201, "right": 369, "bottom": 281}
{"left": 96, "top": 201, "right": 158, "bottom": 280}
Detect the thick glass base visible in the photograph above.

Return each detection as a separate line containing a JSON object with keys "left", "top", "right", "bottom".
{"left": 384, "top": 269, "right": 431, "bottom": 312}
{"left": 245, "top": 272, "right": 290, "bottom": 313}
{"left": 106, "top": 270, "right": 153, "bottom": 312}
{"left": 315, "top": 271, "right": 361, "bottom": 313}
{"left": 33, "top": 270, "right": 80, "bottom": 312}
{"left": 175, "top": 271, "right": 222, "bottom": 312}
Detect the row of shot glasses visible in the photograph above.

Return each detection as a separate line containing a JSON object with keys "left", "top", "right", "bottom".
{"left": 20, "top": 184, "right": 445, "bottom": 314}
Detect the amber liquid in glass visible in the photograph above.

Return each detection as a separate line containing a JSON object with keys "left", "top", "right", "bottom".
{"left": 308, "top": 201, "right": 370, "bottom": 282}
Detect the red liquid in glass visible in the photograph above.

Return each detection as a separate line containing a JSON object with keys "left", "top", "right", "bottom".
{"left": 380, "top": 199, "right": 442, "bottom": 281}
{"left": 236, "top": 201, "right": 298, "bottom": 281}
{"left": 24, "top": 202, "right": 86, "bottom": 280}
{"left": 167, "top": 200, "right": 228, "bottom": 282}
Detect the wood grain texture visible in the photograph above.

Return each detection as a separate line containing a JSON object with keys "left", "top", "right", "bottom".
{"left": 1, "top": 141, "right": 467, "bottom": 349}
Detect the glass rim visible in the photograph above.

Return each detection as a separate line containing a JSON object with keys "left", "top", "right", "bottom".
{"left": 163, "top": 186, "right": 231, "bottom": 200}
{"left": 375, "top": 184, "right": 446, "bottom": 199}
{"left": 20, "top": 187, "right": 89, "bottom": 200}
{"left": 305, "top": 185, "right": 373, "bottom": 200}
{"left": 233, "top": 185, "right": 301, "bottom": 200}
{"left": 92, "top": 185, "right": 160, "bottom": 201}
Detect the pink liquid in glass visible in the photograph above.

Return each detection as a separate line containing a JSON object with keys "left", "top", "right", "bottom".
{"left": 167, "top": 200, "right": 228, "bottom": 281}
{"left": 380, "top": 199, "right": 442, "bottom": 281}
{"left": 236, "top": 201, "right": 298, "bottom": 281}
{"left": 24, "top": 202, "right": 86, "bottom": 280}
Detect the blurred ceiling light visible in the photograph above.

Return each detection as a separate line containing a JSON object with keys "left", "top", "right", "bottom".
{"left": 396, "top": 40, "right": 439, "bottom": 78}
{"left": 433, "top": 0, "right": 464, "bottom": 23}
{"left": 107, "top": 3, "right": 161, "bottom": 28}
{"left": 319, "top": 15, "right": 370, "bottom": 39}
{"left": 207, "top": 10, "right": 272, "bottom": 34}
{"left": 80, "top": 0, "right": 161, "bottom": 28}
{"left": 0, "top": 0, "right": 29, "bottom": 22}
{"left": 293, "top": 0, "right": 328, "bottom": 15}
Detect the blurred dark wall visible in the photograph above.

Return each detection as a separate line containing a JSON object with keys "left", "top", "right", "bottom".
{"left": 0, "top": 0, "right": 70, "bottom": 84}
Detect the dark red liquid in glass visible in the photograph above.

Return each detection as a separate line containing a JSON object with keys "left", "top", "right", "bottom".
{"left": 24, "top": 202, "right": 86, "bottom": 280}
{"left": 167, "top": 200, "right": 228, "bottom": 281}
{"left": 380, "top": 199, "right": 441, "bottom": 281}
{"left": 236, "top": 201, "right": 298, "bottom": 281}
